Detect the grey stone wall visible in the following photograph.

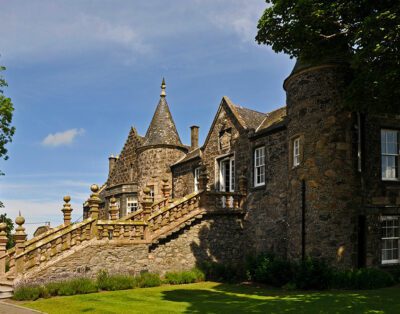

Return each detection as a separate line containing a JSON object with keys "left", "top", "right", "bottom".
{"left": 137, "top": 147, "right": 186, "bottom": 203}
{"left": 172, "top": 159, "right": 201, "bottom": 199}
{"left": 244, "top": 128, "right": 288, "bottom": 258}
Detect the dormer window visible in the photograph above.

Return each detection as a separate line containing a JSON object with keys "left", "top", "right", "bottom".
{"left": 381, "top": 129, "right": 399, "bottom": 180}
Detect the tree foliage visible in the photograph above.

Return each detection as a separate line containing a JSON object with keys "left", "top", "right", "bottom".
{"left": 0, "top": 65, "right": 15, "bottom": 168}
{"left": 256, "top": 1, "right": 400, "bottom": 114}
{"left": 0, "top": 213, "right": 14, "bottom": 249}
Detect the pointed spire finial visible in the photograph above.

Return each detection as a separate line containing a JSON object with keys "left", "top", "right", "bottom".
{"left": 160, "top": 77, "right": 166, "bottom": 97}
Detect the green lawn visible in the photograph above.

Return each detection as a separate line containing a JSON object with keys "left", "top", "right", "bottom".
{"left": 20, "top": 282, "right": 399, "bottom": 314}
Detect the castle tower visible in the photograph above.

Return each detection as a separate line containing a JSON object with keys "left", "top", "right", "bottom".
{"left": 137, "top": 79, "right": 187, "bottom": 203}
{"left": 284, "top": 59, "right": 361, "bottom": 267}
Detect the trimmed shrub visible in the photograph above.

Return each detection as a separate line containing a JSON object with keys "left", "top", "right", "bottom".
{"left": 97, "top": 270, "right": 135, "bottom": 291}
{"left": 293, "top": 258, "right": 333, "bottom": 290}
{"left": 247, "top": 253, "right": 293, "bottom": 287}
{"left": 332, "top": 268, "right": 394, "bottom": 289}
{"left": 13, "top": 285, "right": 42, "bottom": 301}
{"left": 200, "top": 262, "right": 240, "bottom": 283}
{"left": 57, "top": 278, "right": 98, "bottom": 296}
{"left": 164, "top": 268, "right": 205, "bottom": 285}
{"left": 134, "top": 272, "right": 162, "bottom": 288}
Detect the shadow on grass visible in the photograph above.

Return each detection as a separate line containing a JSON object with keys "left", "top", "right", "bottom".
{"left": 162, "top": 283, "right": 398, "bottom": 313}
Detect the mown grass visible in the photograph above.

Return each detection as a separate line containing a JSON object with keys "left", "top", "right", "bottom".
{"left": 20, "top": 282, "right": 400, "bottom": 314}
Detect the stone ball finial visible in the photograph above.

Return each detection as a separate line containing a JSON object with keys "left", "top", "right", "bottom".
{"left": 110, "top": 196, "right": 116, "bottom": 204}
{"left": 15, "top": 213, "right": 25, "bottom": 226}
{"left": 162, "top": 176, "right": 169, "bottom": 183}
{"left": 0, "top": 222, "right": 7, "bottom": 232}
{"left": 143, "top": 187, "right": 151, "bottom": 195}
{"left": 63, "top": 195, "right": 71, "bottom": 203}
{"left": 90, "top": 184, "right": 99, "bottom": 193}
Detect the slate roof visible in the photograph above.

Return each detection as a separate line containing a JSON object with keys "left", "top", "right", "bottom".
{"left": 223, "top": 96, "right": 267, "bottom": 130}
{"left": 172, "top": 147, "right": 201, "bottom": 167}
{"left": 256, "top": 106, "right": 287, "bottom": 133}
{"left": 142, "top": 96, "right": 184, "bottom": 147}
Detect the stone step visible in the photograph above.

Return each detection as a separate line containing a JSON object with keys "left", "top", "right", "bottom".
{"left": 0, "top": 285, "right": 13, "bottom": 299}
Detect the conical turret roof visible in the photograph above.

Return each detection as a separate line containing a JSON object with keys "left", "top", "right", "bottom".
{"left": 142, "top": 79, "right": 184, "bottom": 147}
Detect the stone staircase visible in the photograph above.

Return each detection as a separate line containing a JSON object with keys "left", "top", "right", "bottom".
{"left": 0, "top": 177, "right": 247, "bottom": 295}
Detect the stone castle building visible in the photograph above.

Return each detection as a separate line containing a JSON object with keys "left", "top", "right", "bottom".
{"left": 2, "top": 59, "right": 399, "bottom": 291}
{"left": 86, "top": 61, "right": 400, "bottom": 269}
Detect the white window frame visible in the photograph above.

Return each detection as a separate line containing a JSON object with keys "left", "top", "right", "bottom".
{"left": 194, "top": 167, "right": 201, "bottom": 192}
{"left": 381, "top": 216, "right": 400, "bottom": 264}
{"left": 381, "top": 129, "right": 399, "bottom": 181}
{"left": 219, "top": 156, "right": 235, "bottom": 192}
{"left": 293, "top": 137, "right": 301, "bottom": 167}
{"left": 126, "top": 196, "right": 138, "bottom": 213}
{"left": 149, "top": 186, "right": 155, "bottom": 202}
{"left": 254, "top": 146, "right": 265, "bottom": 187}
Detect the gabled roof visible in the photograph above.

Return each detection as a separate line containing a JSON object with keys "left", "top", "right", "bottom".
{"left": 142, "top": 96, "right": 184, "bottom": 147}
{"left": 202, "top": 96, "right": 267, "bottom": 149}
{"left": 256, "top": 106, "right": 287, "bottom": 133}
{"left": 107, "top": 127, "right": 143, "bottom": 186}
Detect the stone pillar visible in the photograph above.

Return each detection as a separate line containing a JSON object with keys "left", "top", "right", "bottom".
{"left": 88, "top": 184, "right": 101, "bottom": 220}
{"left": 14, "top": 213, "right": 27, "bottom": 275}
{"left": 141, "top": 187, "right": 153, "bottom": 221}
{"left": 161, "top": 176, "right": 171, "bottom": 200}
{"left": 109, "top": 197, "right": 119, "bottom": 220}
{"left": 239, "top": 174, "right": 248, "bottom": 196}
{"left": 198, "top": 166, "right": 209, "bottom": 191}
{"left": 62, "top": 195, "right": 73, "bottom": 225}
{"left": 0, "top": 222, "right": 7, "bottom": 278}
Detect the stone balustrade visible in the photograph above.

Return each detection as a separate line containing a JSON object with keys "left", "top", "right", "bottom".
{"left": 0, "top": 178, "right": 247, "bottom": 282}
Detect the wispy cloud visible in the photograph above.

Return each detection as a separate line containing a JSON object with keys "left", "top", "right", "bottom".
{"left": 42, "top": 128, "right": 85, "bottom": 147}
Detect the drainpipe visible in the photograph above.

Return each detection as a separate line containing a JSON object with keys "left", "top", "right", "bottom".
{"left": 301, "top": 179, "right": 306, "bottom": 261}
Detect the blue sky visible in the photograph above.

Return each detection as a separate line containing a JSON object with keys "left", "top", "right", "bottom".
{"left": 0, "top": 0, "right": 294, "bottom": 236}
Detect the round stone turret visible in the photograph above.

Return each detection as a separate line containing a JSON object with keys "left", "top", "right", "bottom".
{"left": 284, "top": 59, "right": 359, "bottom": 268}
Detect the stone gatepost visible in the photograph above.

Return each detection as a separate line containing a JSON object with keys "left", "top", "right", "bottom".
{"left": 62, "top": 195, "right": 73, "bottom": 225}
{"left": 88, "top": 184, "right": 101, "bottom": 220}
{"left": 141, "top": 187, "right": 153, "bottom": 221}
{"left": 161, "top": 177, "right": 171, "bottom": 201}
{"left": 109, "top": 197, "right": 119, "bottom": 220}
{"left": 0, "top": 222, "right": 8, "bottom": 278}
{"left": 14, "top": 213, "right": 27, "bottom": 275}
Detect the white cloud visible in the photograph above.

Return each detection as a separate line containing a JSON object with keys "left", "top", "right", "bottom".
{"left": 42, "top": 128, "right": 85, "bottom": 147}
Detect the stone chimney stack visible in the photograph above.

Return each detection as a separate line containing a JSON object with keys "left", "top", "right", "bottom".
{"left": 190, "top": 126, "right": 199, "bottom": 150}
{"left": 108, "top": 154, "right": 117, "bottom": 176}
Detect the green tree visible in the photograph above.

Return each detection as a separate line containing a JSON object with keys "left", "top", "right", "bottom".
{"left": 0, "top": 64, "right": 15, "bottom": 168}
{"left": 0, "top": 213, "right": 14, "bottom": 249}
{"left": 256, "top": 1, "right": 400, "bottom": 114}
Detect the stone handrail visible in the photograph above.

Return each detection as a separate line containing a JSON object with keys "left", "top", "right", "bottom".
{"left": 97, "top": 220, "right": 148, "bottom": 242}
{"left": 147, "top": 191, "right": 203, "bottom": 235}
{"left": 15, "top": 218, "right": 96, "bottom": 274}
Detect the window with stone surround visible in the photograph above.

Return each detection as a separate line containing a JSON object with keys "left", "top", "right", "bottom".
{"left": 127, "top": 196, "right": 138, "bottom": 213}
{"left": 194, "top": 167, "right": 201, "bottom": 192}
{"left": 381, "top": 216, "right": 400, "bottom": 264}
{"left": 381, "top": 129, "right": 399, "bottom": 180}
{"left": 293, "top": 137, "right": 301, "bottom": 167}
{"left": 254, "top": 146, "right": 265, "bottom": 187}
{"left": 149, "top": 186, "right": 155, "bottom": 203}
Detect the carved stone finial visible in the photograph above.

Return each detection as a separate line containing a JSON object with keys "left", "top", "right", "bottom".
{"left": 109, "top": 196, "right": 118, "bottom": 220}
{"left": 15, "top": 213, "right": 25, "bottom": 228}
{"left": 0, "top": 222, "right": 7, "bottom": 235}
{"left": 91, "top": 184, "right": 99, "bottom": 193}
{"left": 62, "top": 195, "right": 73, "bottom": 225}
{"left": 160, "top": 77, "right": 166, "bottom": 97}
{"left": 88, "top": 184, "right": 101, "bottom": 219}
